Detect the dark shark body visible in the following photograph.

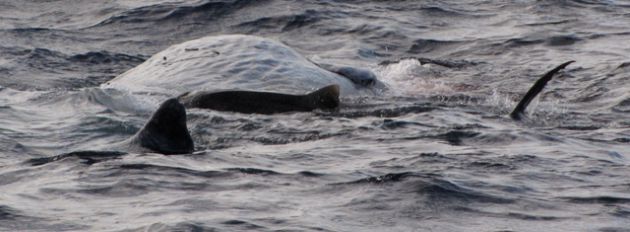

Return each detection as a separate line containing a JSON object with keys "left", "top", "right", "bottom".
{"left": 178, "top": 85, "right": 340, "bottom": 114}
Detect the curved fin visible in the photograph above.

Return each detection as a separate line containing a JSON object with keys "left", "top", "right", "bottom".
{"left": 128, "top": 98, "right": 194, "bottom": 154}
{"left": 510, "top": 61, "right": 574, "bottom": 120}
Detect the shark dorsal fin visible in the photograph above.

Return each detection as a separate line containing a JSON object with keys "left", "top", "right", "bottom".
{"left": 131, "top": 98, "right": 194, "bottom": 154}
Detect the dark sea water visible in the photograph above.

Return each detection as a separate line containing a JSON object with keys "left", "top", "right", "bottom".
{"left": 1, "top": 1, "right": 630, "bottom": 231}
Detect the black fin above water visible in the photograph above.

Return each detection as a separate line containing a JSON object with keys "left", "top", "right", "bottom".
{"left": 126, "top": 98, "right": 194, "bottom": 154}
{"left": 510, "top": 61, "right": 575, "bottom": 120}
{"left": 179, "top": 85, "right": 340, "bottom": 114}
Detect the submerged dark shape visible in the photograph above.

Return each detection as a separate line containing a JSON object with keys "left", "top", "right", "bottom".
{"left": 178, "top": 84, "right": 340, "bottom": 114}
{"left": 510, "top": 61, "right": 575, "bottom": 120}
{"left": 25, "top": 151, "right": 127, "bottom": 166}
{"left": 313, "top": 62, "right": 379, "bottom": 87}
{"left": 117, "top": 98, "right": 194, "bottom": 154}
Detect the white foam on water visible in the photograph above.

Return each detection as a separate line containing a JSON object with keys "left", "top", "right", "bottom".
{"left": 374, "top": 59, "right": 455, "bottom": 97}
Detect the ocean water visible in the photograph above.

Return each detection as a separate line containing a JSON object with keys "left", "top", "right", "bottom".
{"left": 1, "top": 1, "right": 630, "bottom": 231}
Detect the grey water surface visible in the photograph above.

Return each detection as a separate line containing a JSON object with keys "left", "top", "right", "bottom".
{"left": 1, "top": 1, "right": 630, "bottom": 231}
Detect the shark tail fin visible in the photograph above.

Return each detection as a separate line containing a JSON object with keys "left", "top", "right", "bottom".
{"left": 305, "top": 84, "right": 340, "bottom": 110}
{"left": 133, "top": 98, "right": 194, "bottom": 154}
{"left": 510, "top": 61, "right": 575, "bottom": 120}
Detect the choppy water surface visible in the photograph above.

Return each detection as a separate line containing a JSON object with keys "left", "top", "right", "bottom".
{"left": 1, "top": 1, "right": 630, "bottom": 231}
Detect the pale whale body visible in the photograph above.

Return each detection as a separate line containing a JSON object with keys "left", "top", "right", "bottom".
{"left": 103, "top": 34, "right": 383, "bottom": 106}
{"left": 27, "top": 35, "right": 385, "bottom": 160}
